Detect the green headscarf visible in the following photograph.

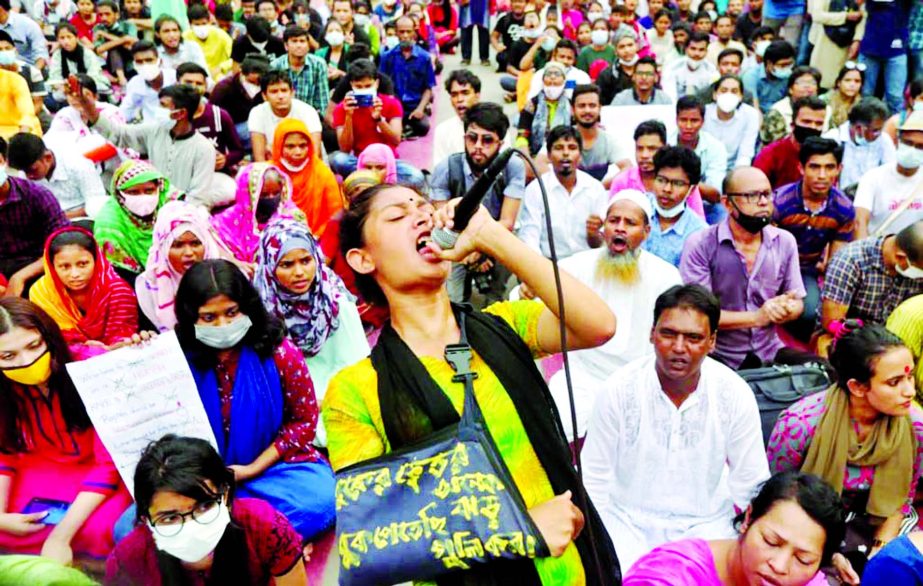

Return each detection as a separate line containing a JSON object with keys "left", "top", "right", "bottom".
{"left": 0, "top": 555, "right": 98, "bottom": 586}
{"left": 93, "top": 160, "right": 183, "bottom": 273}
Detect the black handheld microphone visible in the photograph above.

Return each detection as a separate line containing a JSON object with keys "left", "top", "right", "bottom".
{"left": 431, "top": 148, "right": 516, "bottom": 249}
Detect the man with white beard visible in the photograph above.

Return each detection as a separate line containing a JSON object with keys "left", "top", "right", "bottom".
{"left": 549, "top": 189, "right": 682, "bottom": 442}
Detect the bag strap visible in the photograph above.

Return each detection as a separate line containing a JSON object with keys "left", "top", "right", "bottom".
{"left": 443, "top": 309, "right": 484, "bottom": 428}
{"left": 447, "top": 153, "right": 467, "bottom": 202}
{"left": 874, "top": 179, "right": 923, "bottom": 236}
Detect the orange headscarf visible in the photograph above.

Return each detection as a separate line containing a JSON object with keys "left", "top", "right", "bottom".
{"left": 271, "top": 118, "right": 343, "bottom": 240}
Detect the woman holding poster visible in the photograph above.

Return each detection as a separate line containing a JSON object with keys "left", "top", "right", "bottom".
{"left": 0, "top": 298, "right": 132, "bottom": 565}
{"left": 174, "top": 259, "right": 335, "bottom": 541}
{"left": 322, "top": 184, "right": 622, "bottom": 584}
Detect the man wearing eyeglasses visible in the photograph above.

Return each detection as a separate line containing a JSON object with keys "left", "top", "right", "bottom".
{"left": 680, "top": 166, "right": 806, "bottom": 369}
{"left": 822, "top": 96, "right": 894, "bottom": 194}
{"left": 639, "top": 145, "right": 707, "bottom": 267}
{"left": 430, "top": 102, "right": 525, "bottom": 304}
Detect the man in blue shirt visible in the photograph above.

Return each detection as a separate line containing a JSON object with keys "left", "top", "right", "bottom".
{"left": 643, "top": 145, "right": 708, "bottom": 267}
{"left": 859, "top": 0, "right": 910, "bottom": 116}
{"left": 379, "top": 16, "right": 436, "bottom": 138}
{"left": 741, "top": 40, "right": 794, "bottom": 114}
{"left": 0, "top": 0, "right": 48, "bottom": 70}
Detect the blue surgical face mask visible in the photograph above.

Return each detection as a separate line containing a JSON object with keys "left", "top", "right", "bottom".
{"left": 0, "top": 50, "right": 16, "bottom": 66}
{"left": 194, "top": 315, "right": 253, "bottom": 349}
{"left": 653, "top": 199, "right": 685, "bottom": 218}
{"left": 773, "top": 65, "right": 793, "bottom": 80}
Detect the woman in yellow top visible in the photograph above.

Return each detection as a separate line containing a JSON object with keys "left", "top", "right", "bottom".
{"left": 322, "top": 183, "right": 622, "bottom": 585}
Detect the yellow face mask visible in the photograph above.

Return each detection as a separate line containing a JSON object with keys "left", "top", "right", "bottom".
{"left": 1, "top": 351, "right": 52, "bottom": 386}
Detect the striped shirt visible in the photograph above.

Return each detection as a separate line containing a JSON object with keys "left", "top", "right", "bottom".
{"left": 772, "top": 181, "right": 855, "bottom": 268}
{"left": 822, "top": 236, "right": 923, "bottom": 324}
{"left": 270, "top": 54, "right": 329, "bottom": 116}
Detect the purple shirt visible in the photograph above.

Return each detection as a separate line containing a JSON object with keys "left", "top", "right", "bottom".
{"left": 0, "top": 177, "right": 69, "bottom": 278}
{"left": 679, "top": 220, "right": 806, "bottom": 368}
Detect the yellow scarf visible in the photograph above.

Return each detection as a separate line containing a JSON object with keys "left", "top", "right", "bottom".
{"left": 802, "top": 388, "right": 916, "bottom": 518}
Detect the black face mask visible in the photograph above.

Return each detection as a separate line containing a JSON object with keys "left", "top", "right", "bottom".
{"left": 730, "top": 199, "right": 770, "bottom": 234}
{"left": 792, "top": 124, "right": 822, "bottom": 144}
{"left": 255, "top": 196, "right": 281, "bottom": 224}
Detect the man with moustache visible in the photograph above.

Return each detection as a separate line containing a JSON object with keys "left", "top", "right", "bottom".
{"left": 549, "top": 190, "right": 682, "bottom": 443}
{"left": 582, "top": 284, "right": 770, "bottom": 570}
{"left": 680, "top": 166, "right": 806, "bottom": 369}
{"left": 430, "top": 102, "right": 526, "bottom": 303}
{"left": 519, "top": 125, "right": 609, "bottom": 261}
{"left": 571, "top": 84, "right": 631, "bottom": 187}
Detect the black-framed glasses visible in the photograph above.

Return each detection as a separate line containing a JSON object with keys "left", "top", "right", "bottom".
{"left": 726, "top": 190, "right": 772, "bottom": 203}
{"left": 654, "top": 175, "right": 690, "bottom": 189}
{"left": 844, "top": 60, "right": 867, "bottom": 72}
{"left": 149, "top": 499, "right": 222, "bottom": 537}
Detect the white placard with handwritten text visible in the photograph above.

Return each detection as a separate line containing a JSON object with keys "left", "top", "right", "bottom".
{"left": 66, "top": 331, "right": 217, "bottom": 496}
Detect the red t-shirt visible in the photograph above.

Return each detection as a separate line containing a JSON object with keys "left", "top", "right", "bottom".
{"left": 69, "top": 14, "right": 98, "bottom": 41}
{"left": 753, "top": 136, "right": 803, "bottom": 190}
{"left": 332, "top": 93, "right": 403, "bottom": 156}
{"left": 105, "top": 498, "right": 303, "bottom": 586}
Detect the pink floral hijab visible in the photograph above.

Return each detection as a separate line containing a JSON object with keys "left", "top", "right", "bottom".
{"left": 210, "top": 162, "right": 305, "bottom": 263}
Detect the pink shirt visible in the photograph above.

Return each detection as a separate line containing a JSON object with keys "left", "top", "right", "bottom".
{"left": 608, "top": 166, "right": 707, "bottom": 220}
{"left": 625, "top": 538, "right": 829, "bottom": 586}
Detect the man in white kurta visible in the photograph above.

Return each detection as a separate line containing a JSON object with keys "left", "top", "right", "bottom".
{"left": 549, "top": 190, "right": 682, "bottom": 441}
{"left": 582, "top": 284, "right": 770, "bottom": 570}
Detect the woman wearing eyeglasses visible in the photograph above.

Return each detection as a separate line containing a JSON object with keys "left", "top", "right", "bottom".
{"left": 105, "top": 434, "right": 308, "bottom": 586}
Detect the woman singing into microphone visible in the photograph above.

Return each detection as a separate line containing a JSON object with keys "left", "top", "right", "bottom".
{"left": 321, "top": 183, "right": 622, "bottom": 584}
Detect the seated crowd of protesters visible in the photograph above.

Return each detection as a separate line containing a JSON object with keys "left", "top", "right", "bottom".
{"left": 8, "top": 0, "right": 923, "bottom": 584}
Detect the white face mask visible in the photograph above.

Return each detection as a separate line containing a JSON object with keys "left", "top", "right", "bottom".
{"left": 653, "top": 199, "right": 685, "bottom": 218}
{"left": 354, "top": 13, "right": 370, "bottom": 26}
{"left": 587, "top": 11, "right": 603, "bottom": 22}
{"left": 194, "top": 315, "right": 253, "bottom": 349}
{"left": 686, "top": 55, "right": 703, "bottom": 70}
{"left": 0, "top": 164, "right": 9, "bottom": 186}
{"left": 896, "top": 142, "right": 923, "bottom": 170}
{"left": 135, "top": 62, "right": 161, "bottom": 82}
{"left": 240, "top": 79, "right": 261, "bottom": 98}
{"left": 122, "top": 193, "right": 160, "bottom": 217}
{"left": 250, "top": 38, "right": 268, "bottom": 50}
{"left": 897, "top": 259, "right": 923, "bottom": 280}
{"left": 149, "top": 500, "right": 231, "bottom": 563}
{"left": 754, "top": 40, "right": 770, "bottom": 58}
{"left": 716, "top": 92, "right": 741, "bottom": 113}
{"left": 153, "top": 106, "right": 176, "bottom": 126}
{"left": 541, "top": 37, "right": 557, "bottom": 52}
{"left": 591, "top": 29, "right": 609, "bottom": 46}
{"left": 0, "top": 49, "right": 16, "bottom": 66}
{"left": 619, "top": 54, "right": 639, "bottom": 67}
{"left": 325, "top": 31, "right": 345, "bottom": 46}
{"left": 523, "top": 28, "right": 541, "bottom": 39}
{"left": 543, "top": 84, "right": 565, "bottom": 100}
{"left": 384, "top": 34, "right": 399, "bottom": 49}
{"left": 280, "top": 157, "right": 309, "bottom": 172}
{"left": 192, "top": 24, "right": 210, "bottom": 39}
